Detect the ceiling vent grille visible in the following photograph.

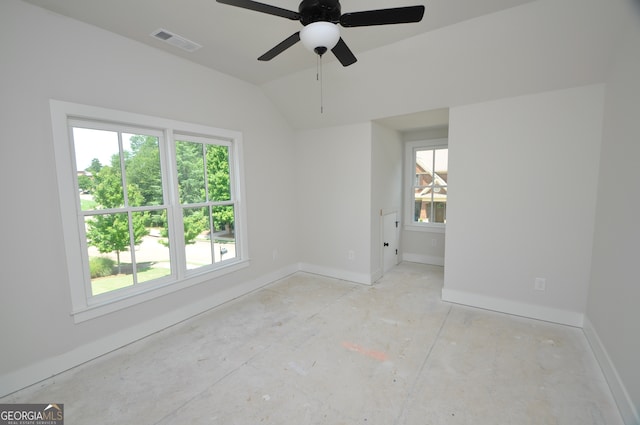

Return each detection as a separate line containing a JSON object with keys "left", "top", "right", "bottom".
{"left": 151, "top": 28, "right": 202, "bottom": 52}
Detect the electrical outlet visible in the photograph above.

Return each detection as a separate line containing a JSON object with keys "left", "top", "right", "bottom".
{"left": 534, "top": 277, "right": 546, "bottom": 291}
{"left": 272, "top": 249, "right": 278, "bottom": 261}
{"left": 348, "top": 250, "right": 355, "bottom": 261}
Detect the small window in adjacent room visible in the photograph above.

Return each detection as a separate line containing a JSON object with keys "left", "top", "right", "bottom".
{"left": 405, "top": 139, "right": 448, "bottom": 231}
{"left": 50, "top": 100, "right": 249, "bottom": 322}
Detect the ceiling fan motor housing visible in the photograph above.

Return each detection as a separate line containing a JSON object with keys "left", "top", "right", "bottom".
{"left": 215, "top": 0, "right": 425, "bottom": 67}
{"left": 299, "top": 0, "right": 341, "bottom": 25}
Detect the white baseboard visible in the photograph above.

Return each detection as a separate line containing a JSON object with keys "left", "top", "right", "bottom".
{"left": 0, "top": 264, "right": 298, "bottom": 398}
{"left": 583, "top": 318, "right": 640, "bottom": 425}
{"left": 402, "top": 253, "right": 445, "bottom": 266}
{"left": 371, "top": 268, "right": 383, "bottom": 283}
{"left": 441, "top": 288, "right": 584, "bottom": 327}
{"left": 297, "top": 262, "right": 373, "bottom": 285}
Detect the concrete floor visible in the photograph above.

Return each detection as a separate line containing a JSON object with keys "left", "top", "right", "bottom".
{"left": 2, "top": 263, "right": 623, "bottom": 424}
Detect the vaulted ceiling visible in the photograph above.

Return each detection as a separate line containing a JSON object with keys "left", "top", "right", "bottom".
{"left": 23, "top": 0, "right": 536, "bottom": 85}
{"left": 22, "top": 0, "right": 623, "bottom": 130}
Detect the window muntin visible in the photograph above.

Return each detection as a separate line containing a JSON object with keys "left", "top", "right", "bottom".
{"left": 52, "top": 101, "right": 248, "bottom": 321}
{"left": 405, "top": 139, "right": 448, "bottom": 230}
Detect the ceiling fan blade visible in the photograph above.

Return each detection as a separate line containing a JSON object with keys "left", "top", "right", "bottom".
{"left": 216, "top": 0, "right": 300, "bottom": 20}
{"left": 258, "top": 32, "right": 301, "bottom": 61}
{"left": 339, "top": 5, "right": 425, "bottom": 27}
{"left": 331, "top": 38, "right": 357, "bottom": 67}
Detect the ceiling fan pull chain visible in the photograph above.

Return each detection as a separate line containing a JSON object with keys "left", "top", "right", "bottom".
{"left": 314, "top": 54, "right": 324, "bottom": 113}
{"left": 315, "top": 54, "right": 323, "bottom": 113}
{"left": 320, "top": 55, "right": 324, "bottom": 114}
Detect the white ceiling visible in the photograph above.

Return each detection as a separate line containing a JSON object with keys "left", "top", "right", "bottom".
{"left": 20, "top": 0, "right": 622, "bottom": 131}
{"left": 23, "top": 0, "right": 537, "bottom": 86}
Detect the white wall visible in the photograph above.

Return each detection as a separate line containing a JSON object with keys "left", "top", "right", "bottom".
{"left": 443, "top": 85, "right": 605, "bottom": 327}
{"left": 402, "top": 231, "right": 446, "bottom": 266}
{"left": 585, "top": 3, "right": 640, "bottom": 423}
{"left": 295, "top": 123, "right": 373, "bottom": 284}
{"left": 370, "top": 123, "right": 403, "bottom": 279}
{"left": 295, "top": 122, "right": 404, "bottom": 284}
{"left": 0, "top": 0, "right": 297, "bottom": 396}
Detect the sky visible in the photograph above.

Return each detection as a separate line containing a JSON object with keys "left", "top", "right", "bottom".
{"left": 73, "top": 127, "right": 119, "bottom": 171}
{"left": 72, "top": 127, "right": 140, "bottom": 171}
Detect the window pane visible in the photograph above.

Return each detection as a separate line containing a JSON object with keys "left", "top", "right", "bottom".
{"left": 123, "top": 133, "right": 163, "bottom": 207}
{"left": 183, "top": 205, "right": 237, "bottom": 270}
{"left": 414, "top": 187, "right": 431, "bottom": 223}
{"left": 206, "top": 145, "right": 231, "bottom": 202}
{"left": 434, "top": 148, "right": 448, "bottom": 184}
{"left": 85, "top": 213, "right": 134, "bottom": 295}
{"left": 212, "top": 205, "right": 236, "bottom": 262}
{"left": 433, "top": 198, "right": 447, "bottom": 223}
{"left": 433, "top": 148, "right": 447, "bottom": 223}
{"left": 415, "top": 149, "right": 434, "bottom": 187}
{"left": 183, "top": 206, "right": 212, "bottom": 269}
{"left": 176, "top": 141, "right": 206, "bottom": 204}
{"left": 414, "top": 199, "right": 423, "bottom": 222}
{"left": 131, "top": 211, "right": 171, "bottom": 283}
{"left": 73, "top": 127, "right": 121, "bottom": 211}
{"left": 85, "top": 209, "right": 171, "bottom": 295}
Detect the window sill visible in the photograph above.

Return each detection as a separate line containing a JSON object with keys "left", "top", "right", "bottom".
{"left": 404, "top": 224, "right": 445, "bottom": 234}
{"left": 71, "top": 259, "right": 250, "bottom": 323}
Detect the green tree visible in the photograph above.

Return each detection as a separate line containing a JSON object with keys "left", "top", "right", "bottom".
{"left": 176, "top": 141, "right": 205, "bottom": 204}
{"left": 77, "top": 158, "right": 102, "bottom": 195}
{"left": 171, "top": 141, "right": 234, "bottom": 242}
{"left": 86, "top": 158, "right": 103, "bottom": 175}
{"left": 173, "top": 141, "right": 208, "bottom": 243}
{"left": 125, "top": 135, "right": 163, "bottom": 206}
{"left": 157, "top": 208, "right": 206, "bottom": 247}
{"left": 183, "top": 208, "right": 208, "bottom": 244}
{"left": 206, "top": 145, "right": 230, "bottom": 201}
{"left": 86, "top": 160, "right": 148, "bottom": 274}
{"left": 206, "top": 145, "right": 234, "bottom": 233}
{"left": 93, "top": 160, "right": 124, "bottom": 207}
{"left": 77, "top": 174, "right": 93, "bottom": 193}
{"left": 125, "top": 135, "right": 164, "bottom": 227}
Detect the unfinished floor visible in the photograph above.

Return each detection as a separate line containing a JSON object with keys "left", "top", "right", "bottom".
{"left": 1, "top": 263, "right": 623, "bottom": 424}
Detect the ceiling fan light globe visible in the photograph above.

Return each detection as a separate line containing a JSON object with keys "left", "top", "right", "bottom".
{"left": 300, "top": 21, "right": 340, "bottom": 53}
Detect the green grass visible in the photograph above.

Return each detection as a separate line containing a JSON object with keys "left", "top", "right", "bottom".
{"left": 91, "top": 267, "right": 171, "bottom": 296}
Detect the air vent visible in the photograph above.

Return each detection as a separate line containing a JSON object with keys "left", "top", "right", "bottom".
{"left": 151, "top": 28, "right": 202, "bottom": 53}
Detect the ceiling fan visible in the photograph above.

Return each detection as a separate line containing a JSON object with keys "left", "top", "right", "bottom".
{"left": 216, "top": 0, "right": 426, "bottom": 66}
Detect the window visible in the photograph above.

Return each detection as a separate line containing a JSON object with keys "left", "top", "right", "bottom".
{"left": 51, "top": 101, "right": 248, "bottom": 322}
{"left": 405, "top": 139, "right": 448, "bottom": 231}
{"left": 174, "top": 135, "right": 238, "bottom": 269}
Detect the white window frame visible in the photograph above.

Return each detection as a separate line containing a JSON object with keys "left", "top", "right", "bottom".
{"left": 404, "top": 138, "right": 448, "bottom": 233}
{"left": 50, "top": 100, "right": 249, "bottom": 323}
